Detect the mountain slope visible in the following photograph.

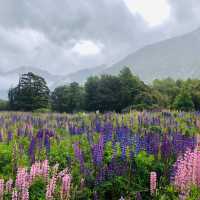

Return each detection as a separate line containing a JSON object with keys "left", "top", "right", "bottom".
{"left": 2, "top": 66, "right": 64, "bottom": 82}
{"left": 104, "top": 27, "right": 200, "bottom": 82}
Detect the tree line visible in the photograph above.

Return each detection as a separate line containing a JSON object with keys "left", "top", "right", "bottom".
{"left": 3, "top": 67, "right": 200, "bottom": 112}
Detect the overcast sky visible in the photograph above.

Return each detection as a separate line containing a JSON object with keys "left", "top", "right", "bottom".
{"left": 0, "top": 0, "right": 200, "bottom": 75}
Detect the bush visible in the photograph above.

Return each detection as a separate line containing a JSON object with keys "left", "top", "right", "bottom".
{"left": 33, "top": 108, "right": 52, "bottom": 113}
{"left": 29, "top": 177, "right": 46, "bottom": 200}
{"left": 0, "top": 99, "right": 8, "bottom": 111}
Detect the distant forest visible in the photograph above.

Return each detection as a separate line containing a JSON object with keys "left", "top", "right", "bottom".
{"left": 1, "top": 67, "right": 200, "bottom": 112}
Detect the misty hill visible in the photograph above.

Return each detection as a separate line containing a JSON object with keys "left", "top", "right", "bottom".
{"left": 51, "top": 65, "right": 105, "bottom": 89}
{"left": 104, "top": 27, "right": 200, "bottom": 82}
{"left": 2, "top": 66, "right": 63, "bottom": 82}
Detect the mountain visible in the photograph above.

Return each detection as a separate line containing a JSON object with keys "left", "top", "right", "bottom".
{"left": 66, "top": 64, "right": 107, "bottom": 83}
{"left": 104, "top": 27, "right": 200, "bottom": 82}
{"left": 2, "top": 66, "right": 64, "bottom": 82}
{"left": 50, "top": 64, "right": 107, "bottom": 88}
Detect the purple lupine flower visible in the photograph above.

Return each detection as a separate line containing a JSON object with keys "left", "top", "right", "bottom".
{"left": 92, "top": 134, "right": 104, "bottom": 165}
{"left": 73, "top": 142, "right": 85, "bottom": 173}
{"left": 136, "top": 192, "right": 142, "bottom": 200}
{"left": 0, "top": 132, "right": 3, "bottom": 142}
{"left": 145, "top": 133, "right": 160, "bottom": 157}
{"left": 153, "top": 134, "right": 160, "bottom": 156}
{"left": 103, "top": 122, "right": 113, "bottom": 142}
{"left": 120, "top": 142, "right": 127, "bottom": 160}
{"left": 29, "top": 137, "right": 36, "bottom": 163}
{"left": 95, "top": 167, "right": 106, "bottom": 184}
{"left": 161, "top": 134, "right": 172, "bottom": 160}
{"left": 44, "top": 133, "right": 50, "bottom": 155}
{"left": 37, "top": 129, "right": 44, "bottom": 150}
{"left": 172, "top": 132, "right": 183, "bottom": 155}
{"left": 95, "top": 119, "right": 101, "bottom": 132}
{"left": 7, "top": 131, "right": 13, "bottom": 143}
{"left": 93, "top": 191, "right": 98, "bottom": 200}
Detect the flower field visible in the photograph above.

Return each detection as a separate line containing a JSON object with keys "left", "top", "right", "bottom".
{"left": 0, "top": 111, "right": 200, "bottom": 199}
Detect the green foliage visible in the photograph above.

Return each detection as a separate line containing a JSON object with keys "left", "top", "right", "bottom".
{"left": 29, "top": 177, "right": 46, "bottom": 200}
{"left": 0, "top": 99, "right": 8, "bottom": 110}
{"left": 85, "top": 75, "right": 122, "bottom": 112}
{"left": 0, "top": 144, "right": 12, "bottom": 178}
{"left": 153, "top": 78, "right": 180, "bottom": 105}
{"left": 96, "top": 176, "right": 131, "bottom": 200}
{"left": 33, "top": 108, "right": 52, "bottom": 113}
{"left": 51, "top": 82, "right": 84, "bottom": 113}
{"left": 156, "top": 185, "right": 179, "bottom": 200}
{"left": 119, "top": 67, "right": 141, "bottom": 110}
{"left": 84, "top": 76, "right": 100, "bottom": 112}
{"left": 49, "top": 140, "right": 71, "bottom": 169}
{"left": 104, "top": 141, "right": 113, "bottom": 163}
{"left": 187, "top": 185, "right": 200, "bottom": 200}
{"left": 71, "top": 186, "right": 92, "bottom": 200}
{"left": 84, "top": 67, "right": 155, "bottom": 112}
{"left": 135, "top": 151, "right": 155, "bottom": 184}
{"left": 173, "top": 89, "right": 194, "bottom": 111}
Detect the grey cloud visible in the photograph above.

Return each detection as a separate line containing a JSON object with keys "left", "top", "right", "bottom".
{"left": 0, "top": 0, "right": 200, "bottom": 74}
{"left": 164, "top": 0, "right": 200, "bottom": 35}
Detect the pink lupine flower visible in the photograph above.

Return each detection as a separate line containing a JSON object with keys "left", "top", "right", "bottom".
{"left": 30, "top": 163, "right": 37, "bottom": 182}
{"left": 30, "top": 161, "right": 41, "bottom": 182}
{"left": 1, "top": 160, "right": 70, "bottom": 199}
{"left": 150, "top": 171, "right": 157, "bottom": 195}
{"left": 21, "top": 188, "right": 29, "bottom": 200}
{"left": 12, "top": 190, "right": 18, "bottom": 200}
{"left": 5, "top": 178, "right": 13, "bottom": 193}
{"left": 46, "top": 176, "right": 57, "bottom": 200}
{"left": 58, "top": 168, "right": 69, "bottom": 179}
{"left": 60, "top": 174, "right": 71, "bottom": 200}
{"left": 172, "top": 148, "right": 200, "bottom": 197}
{"left": 15, "top": 167, "right": 30, "bottom": 200}
{"left": 0, "top": 179, "right": 4, "bottom": 199}
{"left": 41, "top": 160, "right": 49, "bottom": 181}
{"left": 196, "top": 119, "right": 200, "bottom": 129}
{"left": 29, "top": 160, "right": 49, "bottom": 183}
{"left": 15, "top": 167, "right": 29, "bottom": 190}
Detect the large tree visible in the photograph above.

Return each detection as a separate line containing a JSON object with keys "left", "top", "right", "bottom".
{"left": 85, "top": 75, "right": 122, "bottom": 112}
{"left": 8, "top": 72, "right": 50, "bottom": 111}
{"left": 84, "top": 76, "right": 100, "bottom": 112}
{"left": 152, "top": 78, "right": 181, "bottom": 106}
{"left": 96, "top": 75, "right": 122, "bottom": 112}
{"left": 84, "top": 67, "right": 157, "bottom": 112}
{"left": 119, "top": 67, "right": 147, "bottom": 109}
{"left": 173, "top": 89, "right": 194, "bottom": 111}
{"left": 51, "top": 82, "right": 84, "bottom": 113}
